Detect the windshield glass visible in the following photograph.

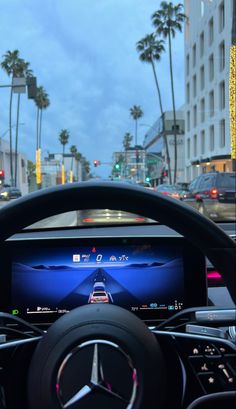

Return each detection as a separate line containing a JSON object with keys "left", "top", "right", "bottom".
{"left": 217, "top": 173, "right": 236, "bottom": 188}
{"left": 0, "top": 0, "right": 235, "bottom": 227}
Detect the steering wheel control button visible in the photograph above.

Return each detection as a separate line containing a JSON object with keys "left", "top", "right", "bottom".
{"left": 189, "top": 358, "right": 210, "bottom": 373}
{"left": 204, "top": 344, "right": 221, "bottom": 357}
{"left": 216, "top": 344, "right": 236, "bottom": 355}
{"left": 198, "top": 373, "right": 222, "bottom": 394}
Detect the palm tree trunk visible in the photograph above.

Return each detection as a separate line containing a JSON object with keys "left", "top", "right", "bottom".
{"left": 9, "top": 86, "right": 14, "bottom": 186}
{"left": 14, "top": 93, "right": 21, "bottom": 187}
{"left": 39, "top": 109, "right": 43, "bottom": 149}
{"left": 135, "top": 119, "right": 138, "bottom": 146}
{"left": 151, "top": 59, "right": 172, "bottom": 185}
{"left": 168, "top": 31, "right": 178, "bottom": 184}
{"left": 36, "top": 107, "right": 39, "bottom": 150}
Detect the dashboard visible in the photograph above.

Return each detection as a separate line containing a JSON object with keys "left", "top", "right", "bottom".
{"left": 1, "top": 236, "right": 206, "bottom": 324}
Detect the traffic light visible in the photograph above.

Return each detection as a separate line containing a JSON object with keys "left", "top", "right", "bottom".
{"left": 115, "top": 162, "right": 120, "bottom": 170}
{"left": 161, "top": 169, "right": 168, "bottom": 178}
{"left": 27, "top": 76, "right": 37, "bottom": 99}
{"left": 93, "top": 160, "right": 101, "bottom": 167}
{"left": 145, "top": 176, "right": 150, "bottom": 182}
{"left": 0, "top": 169, "right": 5, "bottom": 185}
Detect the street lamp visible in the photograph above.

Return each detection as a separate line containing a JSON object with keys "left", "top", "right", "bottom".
{"left": 0, "top": 123, "right": 25, "bottom": 139}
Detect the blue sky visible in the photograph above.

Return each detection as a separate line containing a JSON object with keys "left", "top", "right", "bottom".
{"left": 0, "top": 0, "right": 185, "bottom": 177}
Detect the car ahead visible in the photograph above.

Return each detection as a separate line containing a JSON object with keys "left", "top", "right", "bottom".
{"left": 88, "top": 290, "right": 109, "bottom": 304}
{"left": 182, "top": 172, "right": 236, "bottom": 221}
{"left": 0, "top": 186, "right": 22, "bottom": 201}
{"left": 156, "top": 184, "right": 182, "bottom": 199}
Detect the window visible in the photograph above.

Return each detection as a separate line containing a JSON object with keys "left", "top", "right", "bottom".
{"left": 192, "top": 44, "right": 196, "bottom": 67}
{"left": 209, "top": 90, "right": 214, "bottom": 117}
{"left": 209, "top": 17, "right": 214, "bottom": 45}
{"left": 201, "top": 130, "right": 205, "bottom": 154}
{"left": 186, "top": 82, "right": 190, "bottom": 103}
{"left": 193, "top": 105, "right": 197, "bottom": 127}
{"left": 209, "top": 125, "right": 214, "bottom": 151}
{"left": 186, "top": 54, "right": 190, "bottom": 75}
{"left": 220, "top": 118, "right": 225, "bottom": 147}
{"left": 209, "top": 54, "right": 214, "bottom": 81}
{"left": 187, "top": 138, "right": 190, "bottom": 159}
{"left": 219, "top": 41, "right": 225, "bottom": 71}
{"left": 219, "top": 80, "right": 225, "bottom": 110}
{"left": 200, "top": 32, "right": 204, "bottom": 57}
{"left": 200, "top": 65, "right": 205, "bottom": 90}
{"left": 187, "top": 111, "right": 190, "bottom": 132}
{"left": 193, "top": 134, "right": 197, "bottom": 157}
{"left": 199, "top": 175, "right": 214, "bottom": 189}
{"left": 219, "top": 1, "right": 225, "bottom": 32}
{"left": 193, "top": 75, "right": 197, "bottom": 97}
{"left": 200, "top": 98, "right": 205, "bottom": 122}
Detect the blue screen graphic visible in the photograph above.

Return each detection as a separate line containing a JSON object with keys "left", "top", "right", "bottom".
{"left": 11, "top": 244, "right": 184, "bottom": 318}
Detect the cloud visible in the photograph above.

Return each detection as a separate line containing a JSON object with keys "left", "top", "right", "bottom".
{"left": 0, "top": 0, "right": 185, "bottom": 177}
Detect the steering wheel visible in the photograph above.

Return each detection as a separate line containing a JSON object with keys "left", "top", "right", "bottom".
{"left": 0, "top": 181, "right": 235, "bottom": 409}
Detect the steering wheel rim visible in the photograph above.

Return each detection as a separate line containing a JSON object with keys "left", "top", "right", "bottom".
{"left": 0, "top": 181, "right": 235, "bottom": 302}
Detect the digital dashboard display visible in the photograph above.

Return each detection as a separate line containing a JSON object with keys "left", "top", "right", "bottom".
{"left": 10, "top": 241, "right": 186, "bottom": 321}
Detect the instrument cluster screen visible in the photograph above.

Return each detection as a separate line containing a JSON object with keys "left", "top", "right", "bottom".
{"left": 11, "top": 242, "right": 186, "bottom": 321}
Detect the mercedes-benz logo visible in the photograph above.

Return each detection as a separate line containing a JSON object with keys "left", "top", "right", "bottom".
{"left": 56, "top": 339, "right": 138, "bottom": 409}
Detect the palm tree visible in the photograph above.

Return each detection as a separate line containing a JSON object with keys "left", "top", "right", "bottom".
{"left": 74, "top": 151, "right": 82, "bottom": 181}
{"left": 59, "top": 129, "right": 69, "bottom": 161}
{"left": 136, "top": 33, "right": 172, "bottom": 184}
{"left": 122, "top": 132, "right": 133, "bottom": 178}
{"left": 130, "top": 105, "right": 143, "bottom": 146}
{"left": 152, "top": 1, "right": 186, "bottom": 183}
{"left": 14, "top": 58, "right": 33, "bottom": 187}
{"left": 70, "top": 145, "right": 77, "bottom": 182}
{"left": 59, "top": 129, "right": 69, "bottom": 184}
{"left": 34, "top": 86, "right": 50, "bottom": 188}
{"left": 1, "top": 50, "right": 20, "bottom": 186}
{"left": 123, "top": 132, "right": 133, "bottom": 151}
{"left": 35, "top": 86, "right": 50, "bottom": 150}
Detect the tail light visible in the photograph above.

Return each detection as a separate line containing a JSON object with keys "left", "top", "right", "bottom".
{"left": 210, "top": 188, "right": 218, "bottom": 199}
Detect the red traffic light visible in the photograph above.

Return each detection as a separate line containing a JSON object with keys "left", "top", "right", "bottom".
{"left": 93, "top": 160, "right": 101, "bottom": 167}
{"left": 0, "top": 169, "right": 5, "bottom": 177}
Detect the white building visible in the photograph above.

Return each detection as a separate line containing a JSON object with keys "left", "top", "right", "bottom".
{"left": 112, "top": 148, "right": 146, "bottom": 182}
{"left": 143, "top": 110, "right": 185, "bottom": 185}
{"left": 41, "top": 153, "right": 83, "bottom": 187}
{"left": 0, "top": 137, "right": 28, "bottom": 194}
{"left": 184, "top": 0, "right": 234, "bottom": 181}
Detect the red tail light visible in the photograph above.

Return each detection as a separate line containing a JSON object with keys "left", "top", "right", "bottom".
{"left": 210, "top": 188, "right": 218, "bottom": 199}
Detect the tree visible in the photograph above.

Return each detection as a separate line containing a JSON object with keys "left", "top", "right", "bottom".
{"left": 122, "top": 132, "right": 133, "bottom": 151}
{"left": 14, "top": 58, "right": 33, "bottom": 187}
{"left": 152, "top": 1, "right": 186, "bottom": 183}
{"left": 70, "top": 145, "right": 77, "bottom": 182}
{"left": 59, "top": 129, "right": 70, "bottom": 162}
{"left": 35, "top": 86, "right": 50, "bottom": 151}
{"left": 1, "top": 50, "right": 21, "bottom": 186}
{"left": 136, "top": 33, "right": 172, "bottom": 184}
{"left": 129, "top": 105, "right": 143, "bottom": 146}
{"left": 59, "top": 129, "right": 69, "bottom": 184}
{"left": 122, "top": 132, "right": 133, "bottom": 178}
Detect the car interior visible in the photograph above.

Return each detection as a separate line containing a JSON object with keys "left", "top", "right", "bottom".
{"left": 0, "top": 181, "right": 235, "bottom": 409}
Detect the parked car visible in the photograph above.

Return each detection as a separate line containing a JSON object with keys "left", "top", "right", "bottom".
{"left": 156, "top": 184, "right": 182, "bottom": 199}
{"left": 182, "top": 172, "right": 236, "bottom": 221}
{"left": 0, "top": 187, "right": 22, "bottom": 201}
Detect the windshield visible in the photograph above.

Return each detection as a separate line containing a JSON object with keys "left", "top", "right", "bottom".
{"left": 217, "top": 173, "right": 236, "bottom": 188}
{"left": 0, "top": 0, "right": 235, "bottom": 227}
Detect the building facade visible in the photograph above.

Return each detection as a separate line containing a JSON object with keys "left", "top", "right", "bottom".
{"left": 184, "top": 0, "right": 234, "bottom": 181}
{"left": 143, "top": 110, "right": 185, "bottom": 185}
{"left": 0, "top": 137, "right": 28, "bottom": 194}
{"left": 112, "top": 148, "right": 146, "bottom": 182}
{"left": 41, "top": 153, "right": 84, "bottom": 188}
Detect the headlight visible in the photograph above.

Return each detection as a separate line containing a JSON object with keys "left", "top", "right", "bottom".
{"left": 1, "top": 192, "right": 8, "bottom": 197}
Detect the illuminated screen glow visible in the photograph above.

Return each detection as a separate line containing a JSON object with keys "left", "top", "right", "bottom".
{"left": 11, "top": 244, "right": 185, "bottom": 319}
